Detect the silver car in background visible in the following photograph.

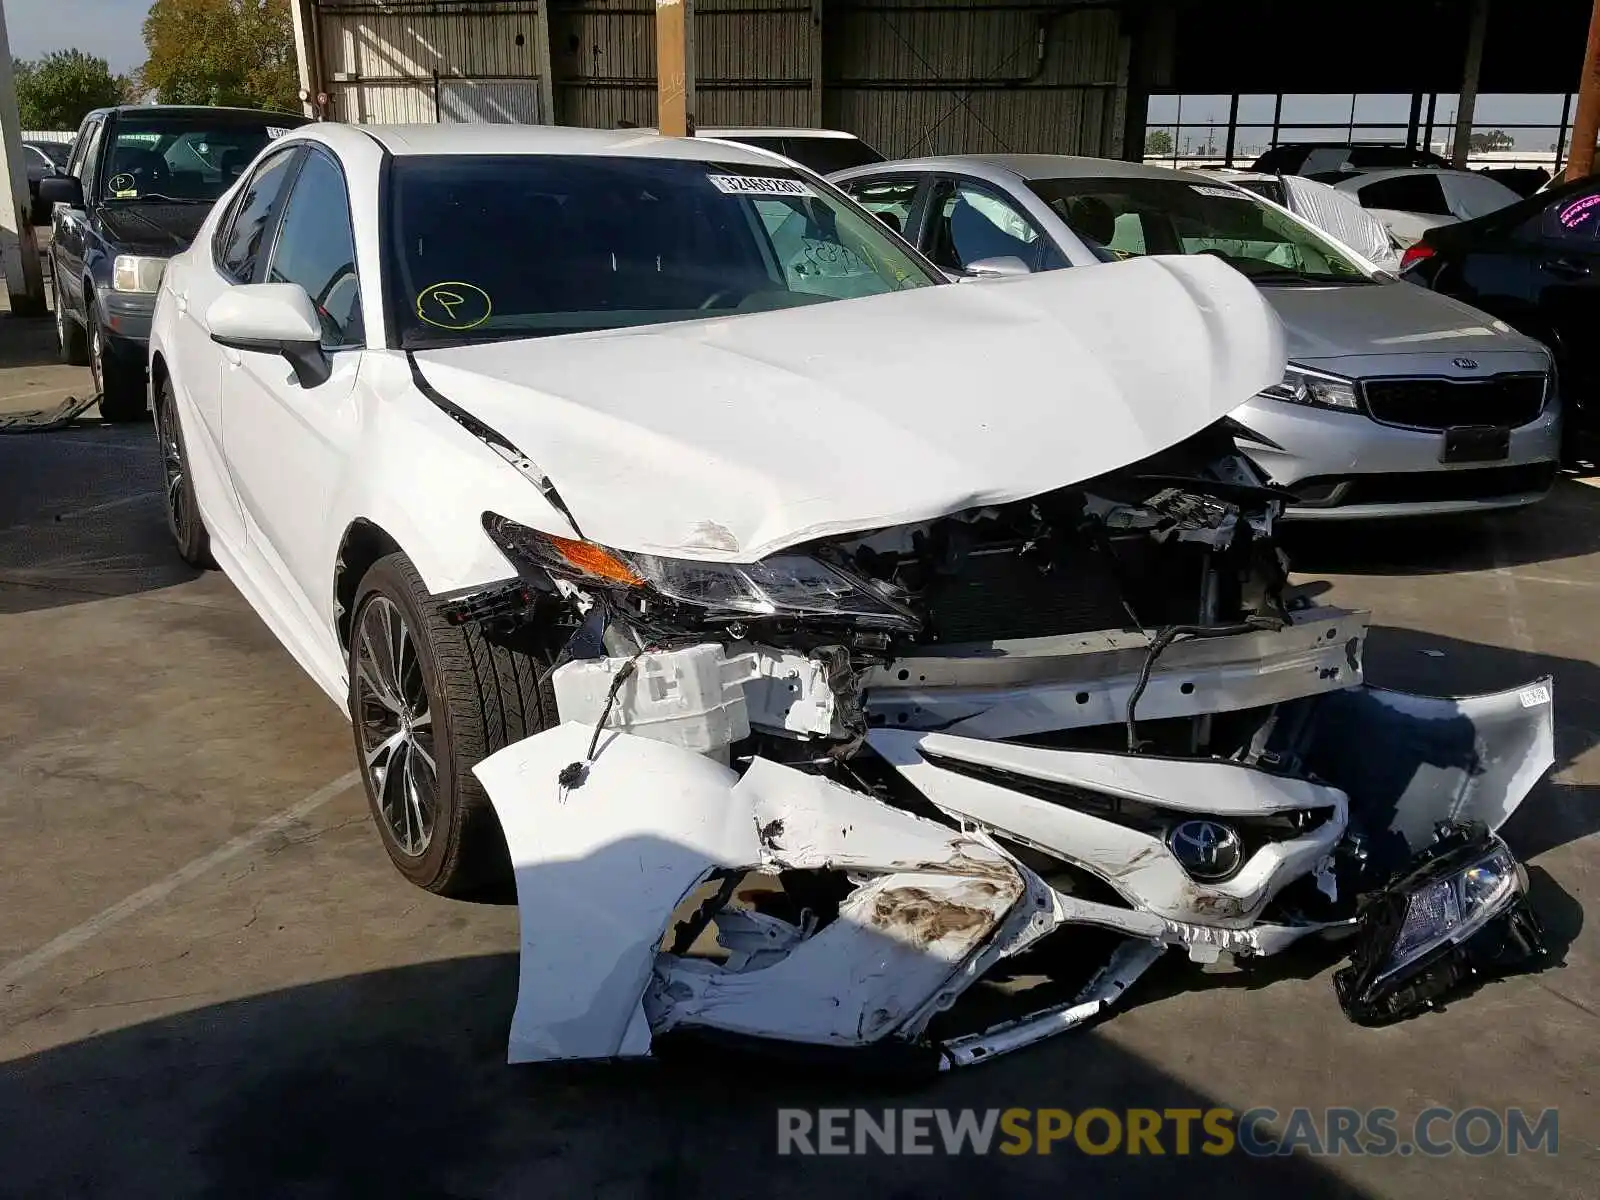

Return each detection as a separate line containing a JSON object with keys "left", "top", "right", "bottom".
{"left": 831, "top": 155, "right": 1560, "bottom": 520}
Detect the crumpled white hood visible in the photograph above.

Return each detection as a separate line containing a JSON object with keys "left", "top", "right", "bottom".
{"left": 415, "top": 254, "right": 1284, "bottom": 561}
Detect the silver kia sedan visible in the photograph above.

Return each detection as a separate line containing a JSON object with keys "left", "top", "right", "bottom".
{"left": 830, "top": 154, "right": 1560, "bottom": 519}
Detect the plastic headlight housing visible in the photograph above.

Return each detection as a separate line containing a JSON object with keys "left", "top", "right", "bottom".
{"left": 1381, "top": 840, "right": 1520, "bottom": 979}
{"left": 1333, "top": 822, "right": 1546, "bottom": 1027}
{"left": 483, "top": 514, "right": 917, "bottom": 630}
{"left": 1257, "top": 365, "right": 1360, "bottom": 412}
{"left": 113, "top": 254, "right": 168, "bottom": 294}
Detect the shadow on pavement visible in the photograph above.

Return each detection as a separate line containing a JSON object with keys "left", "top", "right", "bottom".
{"left": 1283, "top": 481, "right": 1600, "bottom": 576}
{"left": 0, "top": 954, "right": 1379, "bottom": 1200}
{"left": 0, "top": 425, "right": 200, "bottom": 612}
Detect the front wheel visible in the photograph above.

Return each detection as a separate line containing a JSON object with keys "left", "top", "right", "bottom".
{"left": 54, "top": 275, "right": 88, "bottom": 366}
{"left": 348, "top": 553, "right": 558, "bottom": 896}
{"left": 89, "top": 305, "right": 148, "bottom": 422}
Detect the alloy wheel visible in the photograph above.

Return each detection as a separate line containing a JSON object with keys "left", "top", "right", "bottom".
{"left": 353, "top": 596, "right": 439, "bottom": 857}
{"left": 89, "top": 320, "right": 103, "bottom": 396}
{"left": 153, "top": 392, "right": 188, "bottom": 538}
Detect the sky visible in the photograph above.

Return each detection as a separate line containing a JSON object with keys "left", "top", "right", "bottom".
{"left": 1146, "top": 92, "right": 1578, "bottom": 159}
{"left": 4, "top": 0, "right": 149, "bottom": 74}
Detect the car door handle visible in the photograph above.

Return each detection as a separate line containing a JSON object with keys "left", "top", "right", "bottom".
{"left": 1541, "top": 257, "right": 1591, "bottom": 279}
{"left": 173, "top": 292, "right": 188, "bottom": 315}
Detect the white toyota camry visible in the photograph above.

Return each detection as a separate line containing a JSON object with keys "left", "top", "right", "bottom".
{"left": 149, "top": 123, "right": 1552, "bottom": 1067}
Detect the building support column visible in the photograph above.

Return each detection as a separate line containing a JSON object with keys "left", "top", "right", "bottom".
{"left": 0, "top": 4, "right": 45, "bottom": 317}
{"left": 1566, "top": 0, "right": 1600, "bottom": 180}
{"left": 657, "top": 0, "right": 690, "bottom": 136}
{"left": 1450, "top": 0, "right": 1489, "bottom": 168}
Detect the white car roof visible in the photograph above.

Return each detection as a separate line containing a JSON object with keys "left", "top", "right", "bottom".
{"left": 309, "top": 122, "right": 786, "bottom": 168}
{"left": 696, "top": 128, "right": 862, "bottom": 140}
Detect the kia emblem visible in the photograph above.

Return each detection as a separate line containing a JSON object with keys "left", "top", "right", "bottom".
{"left": 1453, "top": 357, "right": 1479, "bottom": 369}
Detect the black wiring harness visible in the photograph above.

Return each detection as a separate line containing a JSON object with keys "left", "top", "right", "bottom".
{"left": 1124, "top": 615, "right": 1285, "bottom": 752}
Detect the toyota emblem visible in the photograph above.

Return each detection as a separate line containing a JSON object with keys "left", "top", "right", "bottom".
{"left": 1452, "top": 357, "right": 1479, "bottom": 369}
{"left": 1168, "top": 820, "right": 1244, "bottom": 882}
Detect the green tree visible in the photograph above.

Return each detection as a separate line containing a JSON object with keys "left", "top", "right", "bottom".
{"left": 1468, "top": 129, "right": 1515, "bottom": 153}
{"left": 13, "top": 50, "right": 128, "bottom": 130}
{"left": 139, "top": 0, "right": 299, "bottom": 112}
{"left": 1144, "top": 129, "right": 1173, "bottom": 157}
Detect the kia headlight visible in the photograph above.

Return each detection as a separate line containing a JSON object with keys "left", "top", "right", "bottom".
{"left": 1334, "top": 823, "right": 1546, "bottom": 1027}
{"left": 483, "top": 514, "right": 917, "bottom": 631}
{"left": 112, "top": 254, "right": 168, "bottom": 294}
{"left": 1257, "top": 365, "right": 1360, "bottom": 412}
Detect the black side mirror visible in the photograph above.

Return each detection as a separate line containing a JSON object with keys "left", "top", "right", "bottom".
{"left": 37, "top": 175, "right": 85, "bottom": 210}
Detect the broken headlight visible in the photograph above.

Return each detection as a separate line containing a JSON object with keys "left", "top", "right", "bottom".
{"left": 1333, "top": 822, "right": 1546, "bottom": 1026}
{"left": 1257, "top": 365, "right": 1359, "bottom": 412}
{"left": 484, "top": 514, "right": 917, "bottom": 630}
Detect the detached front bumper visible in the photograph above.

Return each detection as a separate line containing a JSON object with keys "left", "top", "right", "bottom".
{"left": 471, "top": 618, "right": 1555, "bottom": 1069}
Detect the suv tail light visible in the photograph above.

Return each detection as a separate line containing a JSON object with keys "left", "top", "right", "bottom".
{"left": 1400, "top": 243, "right": 1436, "bottom": 272}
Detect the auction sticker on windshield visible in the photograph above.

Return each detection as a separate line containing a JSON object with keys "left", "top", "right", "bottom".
{"left": 1190, "top": 185, "right": 1250, "bottom": 199}
{"left": 708, "top": 174, "right": 816, "bottom": 197}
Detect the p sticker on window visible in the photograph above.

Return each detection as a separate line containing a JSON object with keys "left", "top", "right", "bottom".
{"left": 1190, "top": 184, "right": 1249, "bottom": 199}
{"left": 707, "top": 174, "right": 815, "bottom": 198}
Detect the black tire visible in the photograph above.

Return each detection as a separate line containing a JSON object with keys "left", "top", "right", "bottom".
{"left": 89, "top": 301, "right": 147, "bottom": 422}
{"left": 55, "top": 274, "right": 88, "bottom": 366}
{"left": 349, "top": 552, "right": 558, "bottom": 896}
{"left": 153, "top": 378, "right": 213, "bottom": 568}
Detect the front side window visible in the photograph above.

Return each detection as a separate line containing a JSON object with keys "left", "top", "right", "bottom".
{"left": 387, "top": 154, "right": 939, "bottom": 348}
{"left": 218, "top": 148, "right": 300, "bottom": 282}
{"left": 1028, "top": 175, "right": 1369, "bottom": 285}
{"left": 75, "top": 120, "right": 106, "bottom": 198}
{"left": 101, "top": 113, "right": 304, "bottom": 205}
{"left": 926, "top": 180, "right": 1065, "bottom": 273}
{"left": 265, "top": 151, "right": 363, "bottom": 348}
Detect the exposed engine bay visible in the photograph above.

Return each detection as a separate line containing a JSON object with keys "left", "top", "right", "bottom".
{"left": 463, "top": 421, "right": 1553, "bottom": 1068}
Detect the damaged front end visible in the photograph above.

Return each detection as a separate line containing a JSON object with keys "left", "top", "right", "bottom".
{"left": 468, "top": 421, "right": 1554, "bottom": 1068}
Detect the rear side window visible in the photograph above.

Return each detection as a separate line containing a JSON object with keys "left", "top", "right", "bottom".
{"left": 265, "top": 150, "right": 363, "bottom": 348}
{"left": 217, "top": 148, "right": 300, "bottom": 282}
{"left": 1356, "top": 174, "right": 1451, "bottom": 216}
{"left": 780, "top": 136, "right": 883, "bottom": 175}
{"left": 1536, "top": 187, "right": 1600, "bottom": 242}
{"left": 843, "top": 178, "right": 919, "bottom": 236}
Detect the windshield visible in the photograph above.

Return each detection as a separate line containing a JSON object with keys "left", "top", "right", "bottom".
{"left": 389, "top": 154, "right": 939, "bottom": 348}
{"left": 1028, "top": 175, "right": 1370, "bottom": 284}
{"left": 102, "top": 113, "right": 303, "bottom": 204}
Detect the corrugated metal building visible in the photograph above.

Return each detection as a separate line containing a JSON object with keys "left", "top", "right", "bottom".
{"left": 292, "top": 0, "right": 1138, "bottom": 157}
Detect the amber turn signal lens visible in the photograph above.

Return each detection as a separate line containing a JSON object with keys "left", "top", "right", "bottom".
{"left": 544, "top": 534, "right": 644, "bottom": 586}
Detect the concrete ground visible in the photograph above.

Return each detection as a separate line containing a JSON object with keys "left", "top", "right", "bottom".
{"left": 0, "top": 304, "right": 1595, "bottom": 1199}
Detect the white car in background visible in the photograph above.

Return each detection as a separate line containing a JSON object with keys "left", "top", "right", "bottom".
{"left": 147, "top": 123, "right": 1551, "bottom": 1067}
{"left": 1325, "top": 167, "right": 1522, "bottom": 246}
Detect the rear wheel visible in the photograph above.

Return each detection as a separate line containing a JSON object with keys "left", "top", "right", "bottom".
{"left": 153, "top": 378, "right": 212, "bottom": 567}
{"left": 89, "top": 303, "right": 147, "bottom": 422}
{"left": 349, "top": 553, "right": 558, "bottom": 896}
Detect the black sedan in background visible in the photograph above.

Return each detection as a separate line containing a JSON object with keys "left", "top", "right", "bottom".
{"left": 40, "top": 105, "right": 308, "bottom": 420}
{"left": 23, "top": 139, "right": 72, "bottom": 224}
{"left": 1403, "top": 173, "right": 1600, "bottom": 460}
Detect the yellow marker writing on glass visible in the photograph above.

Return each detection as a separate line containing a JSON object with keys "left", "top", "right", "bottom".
{"left": 416, "top": 281, "right": 493, "bottom": 331}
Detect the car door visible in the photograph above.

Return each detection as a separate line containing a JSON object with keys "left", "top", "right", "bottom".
{"left": 920, "top": 177, "right": 1068, "bottom": 274}
{"left": 1524, "top": 184, "right": 1600, "bottom": 429}
{"left": 172, "top": 143, "right": 304, "bottom": 553}
{"left": 52, "top": 116, "right": 102, "bottom": 311}
{"left": 219, "top": 145, "right": 365, "bottom": 632}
